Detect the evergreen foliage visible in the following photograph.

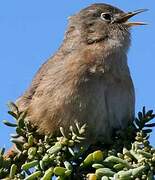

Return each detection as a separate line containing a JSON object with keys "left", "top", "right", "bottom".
{"left": 0, "top": 102, "right": 155, "bottom": 179}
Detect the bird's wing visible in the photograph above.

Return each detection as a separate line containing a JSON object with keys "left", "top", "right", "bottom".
{"left": 16, "top": 56, "right": 55, "bottom": 111}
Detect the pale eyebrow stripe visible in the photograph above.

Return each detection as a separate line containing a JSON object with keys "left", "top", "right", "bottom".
{"left": 87, "top": 9, "right": 97, "bottom": 13}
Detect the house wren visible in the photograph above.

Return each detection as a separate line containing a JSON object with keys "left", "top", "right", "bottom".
{"left": 16, "top": 3, "right": 147, "bottom": 143}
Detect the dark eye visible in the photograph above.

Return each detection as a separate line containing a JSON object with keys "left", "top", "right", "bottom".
{"left": 100, "top": 13, "right": 112, "bottom": 22}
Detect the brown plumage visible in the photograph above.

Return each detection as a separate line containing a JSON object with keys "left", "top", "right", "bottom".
{"left": 16, "top": 3, "right": 146, "bottom": 143}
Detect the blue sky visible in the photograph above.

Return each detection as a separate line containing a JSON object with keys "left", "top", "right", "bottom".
{"left": 0, "top": 0, "right": 154, "bottom": 149}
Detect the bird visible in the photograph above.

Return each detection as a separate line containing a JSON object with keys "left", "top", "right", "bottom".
{"left": 16, "top": 3, "right": 147, "bottom": 144}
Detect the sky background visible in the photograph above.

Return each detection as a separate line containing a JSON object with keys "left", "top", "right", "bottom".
{"left": 0, "top": 0, "right": 154, "bottom": 149}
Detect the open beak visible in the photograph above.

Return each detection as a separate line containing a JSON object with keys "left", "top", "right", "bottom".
{"left": 114, "top": 9, "right": 148, "bottom": 27}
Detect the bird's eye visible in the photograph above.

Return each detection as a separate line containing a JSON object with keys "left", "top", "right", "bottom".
{"left": 100, "top": 13, "right": 112, "bottom": 22}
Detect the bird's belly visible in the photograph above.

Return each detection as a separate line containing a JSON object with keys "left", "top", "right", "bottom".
{"left": 72, "top": 76, "right": 134, "bottom": 143}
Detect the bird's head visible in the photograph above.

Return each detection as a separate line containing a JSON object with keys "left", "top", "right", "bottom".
{"left": 67, "top": 3, "right": 147, "bottom": 52}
